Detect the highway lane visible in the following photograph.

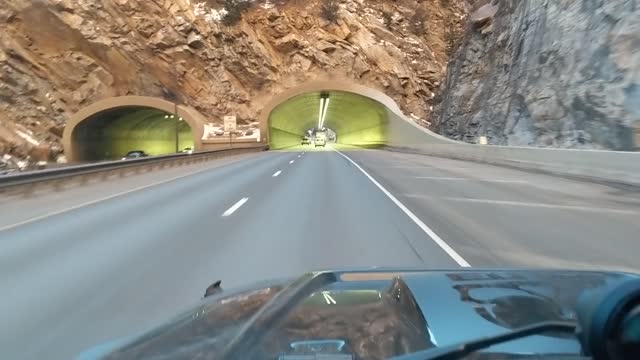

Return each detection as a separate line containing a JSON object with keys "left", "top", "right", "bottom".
{"left": 0, "top": 148, "right": 460, "bottom": 360}
{"left": 346, "top": 149, "right": 640, "bottom": 271}
{"left": 1, "top": 147, "right": 639, "bottom": 359}
{"left": 0, "top": 151, "right": 296, "bottom": 360}
{"left": 0, "top": 152, "right": 262, "bottom": 230}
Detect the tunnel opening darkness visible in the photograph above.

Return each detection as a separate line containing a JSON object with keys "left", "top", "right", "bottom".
{"left": 267, "top": 91, "right": 389, "bottom": 149}
{"left": 72, "top": 107, "right": 194, "bottom": 161}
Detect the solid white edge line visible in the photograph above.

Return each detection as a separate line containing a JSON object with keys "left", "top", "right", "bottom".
{"left": 442, "top": 196, "right": 637, "bottom": 215}
{"left": 414, "top": 176, "right": 528, "bottom": 183}
{"left": 222, "top": 197, "right": 249, "bottom": 217}
{"left": 333, "top": 149, "right": 471, "bottom": 267}
{"left": 0, "top": 160, "right": 245, "bottom": 233}
{"left": 272, "top": 170, "right": 282, "bottom": 177}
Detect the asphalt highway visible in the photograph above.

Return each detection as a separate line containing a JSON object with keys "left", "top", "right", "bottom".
{"left": 1, "top": 146, "right": 639, "bottom": 359}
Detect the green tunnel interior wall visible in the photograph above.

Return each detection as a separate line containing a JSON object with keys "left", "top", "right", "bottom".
{"left": 72, "top": 107, "right": 194, "bottom": 161}
{"left": 267, "top": 91, "right": 389, "bottom": 149}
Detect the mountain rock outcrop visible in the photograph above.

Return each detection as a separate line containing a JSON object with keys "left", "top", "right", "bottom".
{"left": 2, "top": 0, "right": 638, "bottom": 171}
{"left": 0, "top": 0, "right": 467, "bottom": 167}
{"left": 435, "top": 0, "right": 640, "bottom": 150}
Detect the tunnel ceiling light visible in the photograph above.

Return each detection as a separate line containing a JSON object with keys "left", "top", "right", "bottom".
{"left": 318, "top": 97, "right": 326, "bottom": 130}
{"left": 320, "top": 98, "right": 330, "bottom": 129}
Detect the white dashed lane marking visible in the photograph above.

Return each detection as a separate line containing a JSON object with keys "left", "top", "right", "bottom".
{"left": 222, "top": 197, "right": 249, "bottom": 217}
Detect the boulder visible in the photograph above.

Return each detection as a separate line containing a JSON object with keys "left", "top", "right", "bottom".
{"left": 352, "top": 56, "right": 370, "bottom": 78}
{"left": 291, "top": 54, "right": 312, "bottom": 72}
{"left": 291, "top": 14, "right": 313, "bottom": 31}
{"left": 309, "top": 49, "right": 335, "bottom": 67}
{"left": 326, "top": 22, "right": 351, "bottom": 40}
{"left": 470, "top": 4, "right": 498, "bottom": 27}
{"left": 149, "top": 27, "right": 184, "bottom": 49}
{"left": 368, "top": 24, "right": 400, "bottom": 45}
{"left": 175, "top": 18, "right": 194, "bottom": 35}
{"left": 187, "top": 31, "right": 205, "bottom": 49}
{"left": 267, "top": 9, "right": 280, "bottom": 22}
{"left": 134, "top": 17, "right": 161, "bottom": 38}
{"left": 316, "top": 40, "right": 337, "bottom": 53}
{"left": 267, "top": 20, "right": 291, "bottom": 38}
{"left": 274, "top": 33, "right": 306, "bottom": 53}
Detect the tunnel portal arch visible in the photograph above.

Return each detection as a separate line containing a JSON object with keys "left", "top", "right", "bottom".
{"left": 63, "top": 96, "right": 207, "bottom": 162}
{"left": 259, "top": 81, "right": 406, "bottom": 124}
{"left": 258, "top": 81, "right": 453, "bottom": 149}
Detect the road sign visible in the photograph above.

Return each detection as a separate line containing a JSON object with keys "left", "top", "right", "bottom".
{"left": 224, "top": 116, "right": 236, "bottom": 132}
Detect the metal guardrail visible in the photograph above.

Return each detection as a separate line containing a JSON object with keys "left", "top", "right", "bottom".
{"left": 0, "top": 145, "right": 267, "bottom": 196}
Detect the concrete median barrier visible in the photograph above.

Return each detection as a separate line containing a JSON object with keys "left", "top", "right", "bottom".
{"left": 384, "top": 110, "right": 640, "bottom": 186}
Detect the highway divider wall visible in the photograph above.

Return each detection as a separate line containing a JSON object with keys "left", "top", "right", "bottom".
{"left": 384, "top": 109, "right": 640, "bottom": 186}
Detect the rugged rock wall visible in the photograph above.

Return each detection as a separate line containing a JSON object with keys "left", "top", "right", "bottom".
{"left": 435, "top": 0, "right": 640, "bottom": 150}
{"left": 0, "top": 0, "right": 466, "bottom": 168}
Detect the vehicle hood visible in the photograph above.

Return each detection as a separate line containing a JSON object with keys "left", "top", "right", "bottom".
{"left": 87, "top": 269, "right": 636, "bottom": 360}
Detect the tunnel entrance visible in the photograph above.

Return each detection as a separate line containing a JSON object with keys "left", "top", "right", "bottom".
{"left": 64, "top": 96, "right": 207, "bottom": 162}
{"left": 71, "top": 107, "right": 194, "bottom": 161}
{"left": 267, "top": 90, "right": 389, "bottom": 149}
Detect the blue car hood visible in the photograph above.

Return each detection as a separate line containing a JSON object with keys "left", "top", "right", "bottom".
{"left": 79, "top": 269, "right": 635, "bottom": 359}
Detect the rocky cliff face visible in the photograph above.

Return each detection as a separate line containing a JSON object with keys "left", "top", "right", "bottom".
{"left": 435, "top": 0, "right": 640, "bottom": 150}
{"left": 0, "top": 0, "right": 467, "bottom": 168}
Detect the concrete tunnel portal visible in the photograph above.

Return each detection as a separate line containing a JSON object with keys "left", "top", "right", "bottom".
{"left": 261, "top": 81, "right": 433, "bottom": 150}
{"left": 267, "top": 90, "right": 389, "bottom": 149}
{"left": 71, "top": 107, "right": 194, "bottom": 161}
{"left": 64, "top": 96, "right": 207, "bottom": 162}
{"left": 63, "top": 84, "right": 449, "bottom": 162}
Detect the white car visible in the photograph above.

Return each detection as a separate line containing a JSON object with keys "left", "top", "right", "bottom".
{"left": 314, "top": 137, "right": 326, "bottom": 147}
